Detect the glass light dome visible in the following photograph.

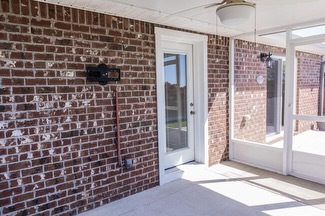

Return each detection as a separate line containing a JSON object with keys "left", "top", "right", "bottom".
{"left": 216, "top": 2, "right": 255, "bottom": 26}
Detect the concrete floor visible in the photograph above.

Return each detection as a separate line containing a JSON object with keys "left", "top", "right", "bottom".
{"left": 271, "top": 130, "right": 325, "bottom": 155}
{"left": 78, "top": 161, "right": 325, "bottom": 216}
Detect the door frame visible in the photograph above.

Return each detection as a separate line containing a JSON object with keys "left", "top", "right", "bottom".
{"left": 155, "top": 27, "right": 208, "bottom": 185}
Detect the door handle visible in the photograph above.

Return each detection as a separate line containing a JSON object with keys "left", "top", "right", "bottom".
{"left": 190, "top": 111, "right": 195, "bottom": 115}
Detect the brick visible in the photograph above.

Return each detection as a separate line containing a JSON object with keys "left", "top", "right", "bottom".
{"left": 10, "top": 52, "right": 33, "bottom": 60}
{"left": 0, "top": 42, "right": 13, "bottom": 49}
{"left": 32, "top": 36, "right": 51, "bottom": 44}
{"left": 70, "top": 7, "right": 78, "bottom": 23}
{"left": 107, "top": 44, "right": 122, "bottom": 51}
{"left": 0, "top": 198, "right": 11, "bottom": 206}
{"left": 33, "top": 61, "right": 46, "bottom": 68}
{"left": 39, "top": 2, "right": 48, "bottom": 18}
{"left": 30, "top": 27, "right": 42, "bottom": 35}
{"left": 67, "top": 63, "right": 84, "bottom": 70}
{"left": 53, "top": 205, "right": 69, "bottom": 214}
{"left": 46, "top": 3, "right": 55, "bottom": 19}
{"left": 62, "top": 6, "right": 71, "bottom": 22}
{"left": 1, "top": 0, "right": 9, "bottom": 13}
{"left": 0, "top": 32, "right": 7, "bottom": 40}
{"left": 54, "top": 21, "right": 71, "bottom": 30}
{"left": 34, "top": 53, "right": 54, "bottom": 61}
{"left": 99, "top": 35, "right": 114, "bottom": 43}
{"left": 90, "top": 27, "right": 105, "bottom": 34}
{"left": 9, "top": 34, "right": 31, "bottom": 42}
{"left": 85, "top": 10, "right": 92, "bottom": 25}
{"left": 78, "top": 10, "right": 85, "bottom": 24}
{"left": 29, "top": 0, "right": 37, "bottom": 16}
{"left": 31, "top": 18, "right": 51, "bottom": 27}
{"left": 25, "top": 78, "right": 47, "bottom": 86}
{"left": 12, "top": 192, "right": 34, "bottom": 203}
{"left": 16, "top": 103, "right": 36, "bottom": 111}
{"left": 38, "top": 203, "right": 51, "bottom": 212}
{"left": 20, "top": 0, "right": 30, "bottom": 16}
{"left": 0, "top": 1, "right": 239, "bottom": 214}
{"left": 20, "top": 26, "right": 32, "bottom": 34}
{"left": 27, "top": 196, "right": 47, "bottom": 207}
{"left": 72, "top": 24, "right": 89, "bottom": 33}
{"left": 11, "top": 70, "right": 34, "bottom": 77}
{"left": 56, "top": 38, "right": 73, "bottom": 46}
{"left": 8, "top": 15, "right": 29, "bottom": 24}
{"left": 3, "top": 23, "right": 19, "bottom": 32}
{"left": 35, "top": 86, "right": 55, "bottom": 94}
{"left": 43, "top": 28, "right": 63, "bottom": 37}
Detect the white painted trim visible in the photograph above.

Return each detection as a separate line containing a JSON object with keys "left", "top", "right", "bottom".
{"left": 233, "top": 18, "right": 325, "bottom": 40}
{"left": 230, "top": 21, "right": 325, "bottom": 184}
{"left": 291, "top": 172, "right": 325, "bottom": 185}
{"left": 155, "top": 27, "right": 208, "bottom": 185}
{"left": 283, "top": 29, "right": 295, "bottom": 175}
{"left": 291, "top": 33, "right": 325, "bottom": 46}
{"left": 193, "top": 40, "right": 209, "bottom": 166}
{"left": 272, "top": 55, "right": 286, "bottom": 62}
{"left": 231, "top": 139, "right": 283, "bottom": 174}
{"left": 292, "top": 151, "right": 325, "bottom": 185}
{"left": 155, "top": 28, "right": 165, "bottom": 186}
{"left": 287, "top": 30, "right": 325, "bottom": 183}
{"left": 229, "top": 38, "right": 235, "bottom": 160}
{"left": 293, "top": 115, "right": 325, "bottom": 122}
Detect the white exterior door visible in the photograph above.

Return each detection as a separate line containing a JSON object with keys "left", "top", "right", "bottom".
{"left": 155, "top": 27, "right": 208, "bottom": 185}
{"left": 161, "top": 41, "right": 195, "bottom": 169}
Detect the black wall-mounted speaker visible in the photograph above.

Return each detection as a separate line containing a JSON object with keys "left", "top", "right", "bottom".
{"left": 86, "top": 64, "right": 120, "bottom": 85}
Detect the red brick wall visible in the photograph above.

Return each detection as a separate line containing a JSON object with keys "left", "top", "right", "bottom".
{"left": 234, "top": 40, "right": 284, "bottom": 143}
{"left": 296, "top": 52, "right": 321, "bottom": 131}
{"left": 0, "top": 0, "right": 230, "bottom": 215}
{"left": 0, "top": 1, "right": 159, "bottom": 215}
{"left": 234, "top": 40, "right": 265, "bottom": 143}
{"left": 207, "top": 35, "right": 229, "bottom": 164}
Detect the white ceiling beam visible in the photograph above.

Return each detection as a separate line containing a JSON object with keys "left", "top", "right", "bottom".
{"left": 232, "top": 18, "right": 325, "bottom": 39}
{"left": 290, "top": 33, "right": 325, "bottom": 46}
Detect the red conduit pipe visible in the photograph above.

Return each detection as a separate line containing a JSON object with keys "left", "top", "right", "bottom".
{"left": 115, "top": 89, "right": 122, "bottom": 166}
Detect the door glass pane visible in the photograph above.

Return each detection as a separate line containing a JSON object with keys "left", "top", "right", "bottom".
{"left": 266, "top": 60, "right": 280, "bottom": 134}
{"left": 164, "top": 53, "right": 188, "bottom": 152}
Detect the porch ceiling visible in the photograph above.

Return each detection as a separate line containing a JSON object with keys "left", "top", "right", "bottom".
{"left": 36, "top": 0, "right": 325, "bottom": 54}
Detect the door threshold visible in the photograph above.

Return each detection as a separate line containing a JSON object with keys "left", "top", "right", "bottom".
{"left": 266, "top": 132, "right": 284, "bottom": 144}
{"left": 163, "top": 166, "right": 184, "bottom": 185}
{"left": 162, "top": 161, "right": 199, "bottom": 185}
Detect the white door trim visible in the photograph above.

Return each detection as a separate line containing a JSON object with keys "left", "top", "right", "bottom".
{"left": 155, "top": 27, "right": 208, "bottom": 185}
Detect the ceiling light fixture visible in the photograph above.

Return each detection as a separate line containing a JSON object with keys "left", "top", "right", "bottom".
{"left": 216, "top": 0, "right": 255, "bottom": 26}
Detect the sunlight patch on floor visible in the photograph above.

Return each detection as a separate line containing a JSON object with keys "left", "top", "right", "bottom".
{"left": 263, "top": 205, "right": 325, "bottom": 216}
{"left": 201, "top": 181, "right": 292, "bottom": 207}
